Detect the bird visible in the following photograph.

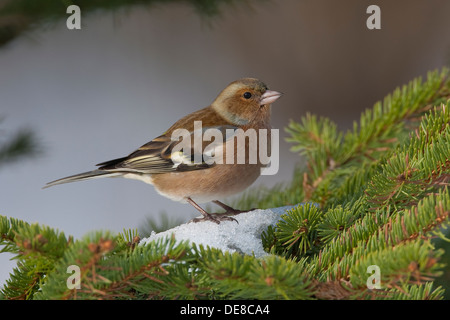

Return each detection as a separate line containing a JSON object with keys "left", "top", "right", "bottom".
{"left": 44, "top": 78, "right": 283, "bottom": 224}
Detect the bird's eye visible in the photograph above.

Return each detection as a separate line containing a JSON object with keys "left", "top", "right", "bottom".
{"left": 243, "top": 92, "right": 252, "bottom": 99}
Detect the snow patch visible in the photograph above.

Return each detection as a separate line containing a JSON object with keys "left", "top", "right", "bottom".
{"left": 140, "top": 204, "right": 304, "bottom": 258}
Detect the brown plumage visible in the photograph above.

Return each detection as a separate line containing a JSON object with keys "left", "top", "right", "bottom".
{"left": 44, "top": 78, "right": 282, "bottom": 223}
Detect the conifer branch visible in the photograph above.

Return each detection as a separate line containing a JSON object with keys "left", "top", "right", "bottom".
{"left": 285, "top": 68, "right": 450, "bottom": 205}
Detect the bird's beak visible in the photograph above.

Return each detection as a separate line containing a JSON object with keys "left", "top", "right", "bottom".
{"left": 260, "top": 90, "right": 283, "bottom": 106}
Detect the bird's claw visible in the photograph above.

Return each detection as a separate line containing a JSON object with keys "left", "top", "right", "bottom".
{"left": 224, "top": 208, "right": 257, "bottom": 216}
{"left": 190, "top": 213, "right": 238, "bottom": 224}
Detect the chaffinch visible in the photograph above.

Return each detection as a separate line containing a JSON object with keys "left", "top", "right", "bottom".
{"left": 45, "top": 78, "right": 282, "bottom": 223}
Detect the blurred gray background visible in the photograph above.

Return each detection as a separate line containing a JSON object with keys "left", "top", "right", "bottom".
{"left": 1, "top": 0, "right": 449, "bottom": 286}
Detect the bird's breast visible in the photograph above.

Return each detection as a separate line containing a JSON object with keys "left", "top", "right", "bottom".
{"left": 150, "top": 163, "right": 262, "bottom": 204}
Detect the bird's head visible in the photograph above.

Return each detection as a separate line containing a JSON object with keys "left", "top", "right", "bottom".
{"left": 211, "top": 78, "right": 282, "bottom": 126}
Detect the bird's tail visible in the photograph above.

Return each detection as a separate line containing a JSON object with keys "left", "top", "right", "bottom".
{"left": 43, "top": 170, "right": 121, "bottom": 189}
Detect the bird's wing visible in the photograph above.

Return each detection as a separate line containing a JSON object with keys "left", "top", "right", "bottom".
{"left": 96, "top": 125, "right": 238, "bottom": 174}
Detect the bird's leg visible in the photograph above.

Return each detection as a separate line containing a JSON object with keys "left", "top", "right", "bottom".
{"left": 186, "top": 197, "right": 237, "bottom": 224}
{"left": 212, "top": 200, "right": 257, "bottom": 215}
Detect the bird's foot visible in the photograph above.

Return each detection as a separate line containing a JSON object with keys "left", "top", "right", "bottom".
{"left": 186, "top": 197, "right": 258, "bottom": 224}
{"left": 190, "top": 212, "right": 238, "bottom": 224}
{"left": 212, "top": 200, "right": 256, "bottom": 216}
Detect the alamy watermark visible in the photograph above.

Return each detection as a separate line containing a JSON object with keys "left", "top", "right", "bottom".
{"left": 170, "top": 121, "right": 279, "bottom": 176}
{"left": 66, "top": 5, "right": 382, "bottom": 31}
{"left": 66, "top": 265, "right": 81, "bottom": 289}
{"left": 366, "top": 265, "right": 382, "bottom": 290}
{"left": 66, "top": 5, "right": 81, "bottom": 30}
{"left": 366, "top": 5, "right": 381, "bottom": 30}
